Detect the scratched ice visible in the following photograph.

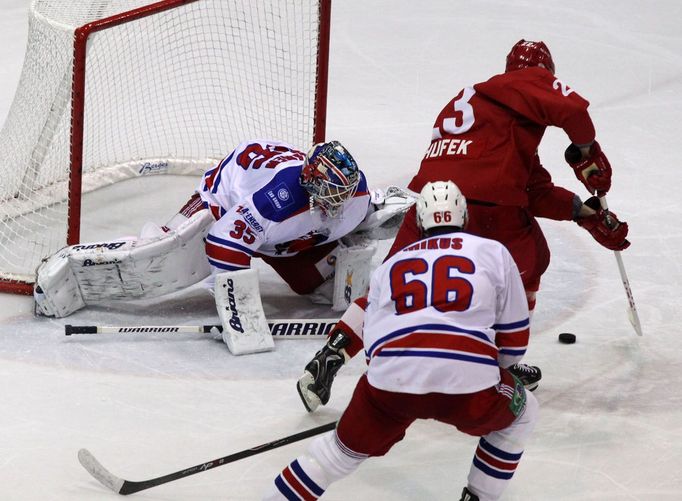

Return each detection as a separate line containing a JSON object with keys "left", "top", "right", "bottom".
{"left": 1, "top": 1, "right": 681, "bottom": 499}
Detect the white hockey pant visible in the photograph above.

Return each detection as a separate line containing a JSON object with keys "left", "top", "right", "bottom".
{"left": 467, "top": 391, "right": 539, "bottom": 501}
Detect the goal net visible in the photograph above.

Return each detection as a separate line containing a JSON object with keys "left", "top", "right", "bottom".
{"left": 0, "top": 0, "right": 331, "bottom": 294}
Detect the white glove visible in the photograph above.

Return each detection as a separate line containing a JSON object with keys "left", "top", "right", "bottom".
{"left": 353, "top": 186, "right": 417, "bottom": 240}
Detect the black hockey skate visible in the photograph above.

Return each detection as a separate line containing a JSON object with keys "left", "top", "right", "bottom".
{"left": 508, "top": 363, "right": 542, "bottom": 392}
{"left": 459, "top": 487, "right": 480, "bottom": 501}
{"left": 297, "top": 329, "right": 350, "bottom": 412}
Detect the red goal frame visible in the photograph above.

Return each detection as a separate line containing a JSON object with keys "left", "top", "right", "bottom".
{"left": 1, "top": 0, "right": 331, "bottom": 296}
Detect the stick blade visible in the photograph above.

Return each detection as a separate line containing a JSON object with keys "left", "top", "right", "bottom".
{"left": 78, "top": 448, "right": 125, "bottom": 494}
{"left": 627, "top": 307, "right": 644, "bottom": 336}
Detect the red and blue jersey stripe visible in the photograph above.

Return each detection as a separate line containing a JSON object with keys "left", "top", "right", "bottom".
{"left": 494, "top": 318, "right": 529, "bottom": 357}
{"left": 201, "top": 151, "right": 234, "bottom": 194}
{"left": 204, "top": 233, "right": 253, "bottom": 271}
{"left": 366, "top": 323, "right": 500, "bottom": 367}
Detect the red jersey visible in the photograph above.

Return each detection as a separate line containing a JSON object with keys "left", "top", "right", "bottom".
{"left": 408, "top": 67, "right": 595, "bottom": 209}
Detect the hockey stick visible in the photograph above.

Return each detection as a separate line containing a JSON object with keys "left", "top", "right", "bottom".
{"left": 65, "top": 318, "right": 339, "bottom": 338}
{"left": 599, "top": 196, "right": 643, "bottom": 336}
{"left": 78, "top": 421, "right": 336, "bottom": 495}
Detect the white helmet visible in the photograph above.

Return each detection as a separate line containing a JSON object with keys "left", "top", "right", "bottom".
{"left": 416, "top": 181, "right": 468, "bottom": 232}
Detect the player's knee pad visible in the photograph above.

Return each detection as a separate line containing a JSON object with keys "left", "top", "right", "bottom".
{"left": 307, "top": 431, "right": 367, "bottom": 482}
{"left": 520, "top": 389, "right": 539, "bottom": 426}
{"left": 511, "top": 390, "right": 539, "bottom": 441}
{"left": 483, "top": 389, "right": 538, "bottom": 457}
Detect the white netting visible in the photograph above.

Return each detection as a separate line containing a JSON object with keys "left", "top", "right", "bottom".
{"left": 0, "top": 0, "right": 324, "bottom": 285}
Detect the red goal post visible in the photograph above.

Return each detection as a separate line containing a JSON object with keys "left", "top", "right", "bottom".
{"left": 0, "top": 0, "right": 332, "bottom": 295}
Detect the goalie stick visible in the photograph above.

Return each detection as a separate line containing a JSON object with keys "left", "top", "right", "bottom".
{"left": 599, "top": 196, "right": 643, "bottom": 336}
{"left": 65, "top": 318, "right": 339, "bottom": 338}
{"left": 78, "top": 421, "right": 336, "bottom": 495}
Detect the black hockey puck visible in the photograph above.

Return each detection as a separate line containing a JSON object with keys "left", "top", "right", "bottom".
{"left": 558, "top": 333, "right": 576, "bottom": 344}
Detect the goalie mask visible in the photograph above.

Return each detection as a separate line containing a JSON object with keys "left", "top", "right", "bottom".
{"left": 300, "top": 141, "right": 360, "bottom": 217}
{"left": 505, "top": 39, "right": 555, "bottom": 75}
{"left": 416, "top": 181, "right": 468, "bottom": 233}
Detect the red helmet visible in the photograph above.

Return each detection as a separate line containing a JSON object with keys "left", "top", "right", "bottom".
{"left": 505, "top": 39, "right": 555, "bottom": 74}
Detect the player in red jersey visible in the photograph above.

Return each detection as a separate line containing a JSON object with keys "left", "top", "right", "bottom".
{"left": 297, "top": 40, "right": 630, "bottom": 411}
{"left": 393, "top": 39, "right": 628, "bottom": 303}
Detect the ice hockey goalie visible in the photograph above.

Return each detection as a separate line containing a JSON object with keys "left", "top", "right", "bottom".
{"left": 34, "top": 139, "right": 415, "bottom": 355}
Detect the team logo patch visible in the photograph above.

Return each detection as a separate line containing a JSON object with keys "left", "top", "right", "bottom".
{"left": 266, "top": 182, "right": 294, "bottom": 211}
{"left": 236, "top": 205, "right": 265, "bottom": 233}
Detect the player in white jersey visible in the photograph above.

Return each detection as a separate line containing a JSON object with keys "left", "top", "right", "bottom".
{"left": 191, "top": 139, "right": 370, "bottom": 291}
{"left": 264, "top": 181, "right": 538, "bottom": 501}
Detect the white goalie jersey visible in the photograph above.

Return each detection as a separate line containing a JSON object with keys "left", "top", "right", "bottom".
{"left": 198, "top": 139, "right": 371, "bottom": 272}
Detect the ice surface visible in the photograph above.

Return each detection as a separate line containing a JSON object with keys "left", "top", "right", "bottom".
{"left": 1, "top": 1, "right": 681, "bottom": 499}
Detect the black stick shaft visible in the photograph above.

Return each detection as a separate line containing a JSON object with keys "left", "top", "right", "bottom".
{"left": 118, "top": 421, "right": 336, "bottom": 494}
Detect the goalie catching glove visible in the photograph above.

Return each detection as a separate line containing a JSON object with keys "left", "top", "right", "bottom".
{"left": 576, "top": 196, "right": 630, "bottom": 251}
{"left": 565, "top": 141, "right": 612, "bottom": 195}
{"left": 351, "top": 186, "right": 417, "bottom": 241}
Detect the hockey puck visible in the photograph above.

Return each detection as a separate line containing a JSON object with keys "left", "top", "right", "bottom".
{"left": 558, "top": 333, "right": 576, "bottom": 344}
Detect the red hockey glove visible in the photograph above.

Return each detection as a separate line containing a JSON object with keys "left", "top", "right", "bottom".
{"left": 565, "top": 141, "right": 612, "bottom": 195}
{"left": 576, "top": 197, "right": 630, "bottom": 251}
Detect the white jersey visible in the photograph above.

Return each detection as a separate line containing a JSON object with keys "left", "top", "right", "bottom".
{"left": 363, "top": 232, "right": 530, "bottom": 395}
{"left": 197, "top": 140, "right": 370, "bottom": 271}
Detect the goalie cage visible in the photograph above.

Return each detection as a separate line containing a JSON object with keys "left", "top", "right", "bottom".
{"left": 0, "top": 0, "right": 332, "bottom": 294}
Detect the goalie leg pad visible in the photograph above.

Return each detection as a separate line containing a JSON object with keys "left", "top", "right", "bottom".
{"left": 331, "top": 243, "right": 376, "bottom": 311}
{"left": 214, "top": 269, "right": 275, "bottom": 355}
{"left": 34, "top": 250, "right": 85, "bottom": 317}
{"left": 34, "top": 210, "right": 213, "bottom": 317}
